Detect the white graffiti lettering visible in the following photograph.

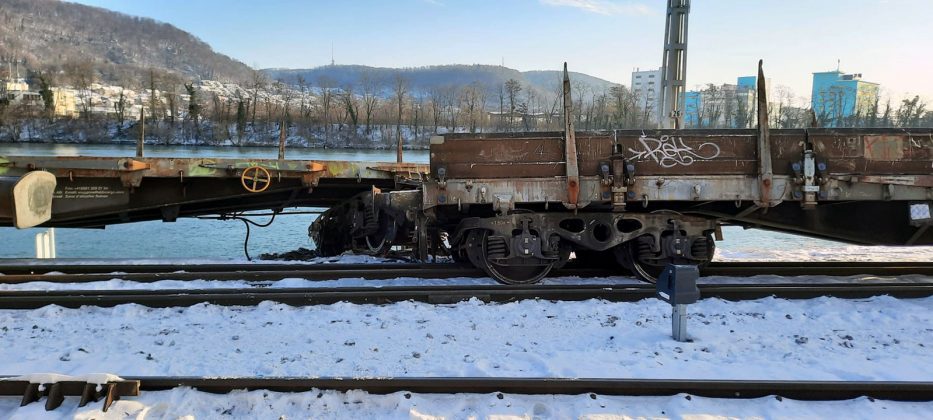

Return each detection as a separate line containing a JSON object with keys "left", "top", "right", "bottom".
{"left": 627, "top": 135, "right": 721, "bottom": 168}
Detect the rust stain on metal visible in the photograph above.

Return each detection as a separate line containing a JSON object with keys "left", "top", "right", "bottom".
{"left": 864, "top": 135, "right": 905, "bottom": 161}
{"left": 562, "top": 63, "right": 580, "bottom": 208}
{"left": 755, "top": 60, "right": 775, "bottom": 207}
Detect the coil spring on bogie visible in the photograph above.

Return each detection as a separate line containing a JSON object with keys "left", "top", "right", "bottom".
{"left": 362, "top": 205, "right": 379, "bottom": 236}
{"left": 486, "top": 235, "right": 508, "bottom": 260}
{"left": 691, "top": 237, "right": 711, "bottom": 261}
{"left": 636, "top": 236, "right": 656, "bottom": 261}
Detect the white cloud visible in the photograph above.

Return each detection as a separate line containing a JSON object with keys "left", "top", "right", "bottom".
{"left": 539, "top": 0, "right": 653, "bottom": 16}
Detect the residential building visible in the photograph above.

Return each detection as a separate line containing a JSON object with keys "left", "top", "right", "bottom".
{"left": 2, "top": 78, "right": 42, "bottom": 107}
{"left": 811, "top": 70, "right": 879, "bottom": 127}
{"left": 631, "top": 68, "right": 662, "bottom": 126}
{"left": 51, "top": 87, "right": 78, "bottom": 118}
{"left": 736, "top": 76, "right": 757, "bottom": 92}
{"left": 684, "top": 75, "right": 770, "bottom": 128}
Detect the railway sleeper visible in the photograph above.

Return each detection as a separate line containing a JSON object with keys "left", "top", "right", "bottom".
{"left": 0, "top": 379, "right": 140, "bottom": 412}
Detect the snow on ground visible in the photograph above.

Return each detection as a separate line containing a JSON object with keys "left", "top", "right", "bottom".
{"left": 2, "top": 388, "right": 931, "bottom": 420}
{"left": 2, "top": 236, "right": 933, "bottom": 418}
{"left": 716, "top": 245, "right": 933, "bottom": 262}
{"left": 1, "top": 296, "right": 930, "bottom": 380}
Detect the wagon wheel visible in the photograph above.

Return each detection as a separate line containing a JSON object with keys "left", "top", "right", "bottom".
{"left": 465, "top": 230, "right": 553, "bottom": 285}
{"left": 614, "top": 241, "right": 663, "bottom": 283}
{"left": 614, "top": 234, "right": 716, "bottom": 283}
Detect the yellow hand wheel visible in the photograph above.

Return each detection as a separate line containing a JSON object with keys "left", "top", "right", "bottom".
{"left": 241, "top": 166, "right": 272, "bottom": 193}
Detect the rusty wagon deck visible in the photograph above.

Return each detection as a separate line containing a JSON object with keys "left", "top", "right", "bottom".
{"left": 424, "top": 128, "right": 933, "bottom": 246}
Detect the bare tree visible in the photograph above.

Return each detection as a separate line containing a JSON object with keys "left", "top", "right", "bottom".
{"left": 340, "top": 81, "right": 360, "bottom": 130}
{"left": 460, "top": 82, "right": 485, "bottom": 134}
{"left": 609, "top": 85, "right": 638, "bottom": 128}
{"left": 273, "top": 80, "right": 294, "bottom": 157}
{"left": 504, "top": 79, "right": 521, "bottom": 131}
{"left": 147, "top": 68, "right": 161, "bottom": 123}
{"left": 523, "top": 87, "right": 537, "bottom": 131}
{"left": 697, "top": 84, "right": 724, "bottom": 128}
{"left": 392, "top": 73, "right": 408, "bottom": 162}
{"left": 113, "top": 88, "right": 127, "bottom": 131}
{"left": 316, "top": 75, "right": 336, "bottom": 144}
{"left": 896, "top": 95, "right": 927, "bottom": 127}
{"left": 249, "top": 69, "right": 268, "bottom": 127}
{"left": 360, "top": 70, "right": 381, "bottom": 134}
{"left": 63, "top": 59, "right": 95, "bottom": 121}
{"left": 428, "top": 87, "right": 443, "bottom": 133}
{"left": 295, "top": 75, "right": 308, "bottom": 125}
{"left": 162, "top": 73, "right": 183, "bottom": 127}
{"left": 496, "top": 84, "right": 505, "bottom": 131}
{"left": 442, "top": 85, "right": 459, "bottom": 132}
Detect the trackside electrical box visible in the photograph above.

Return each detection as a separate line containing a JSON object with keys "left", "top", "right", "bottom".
{"left": 656, "top": 264, "right": 700, "bottom": 305}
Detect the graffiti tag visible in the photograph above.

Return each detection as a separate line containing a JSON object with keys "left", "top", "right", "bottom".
{"left": 628, "top": 135, "right": 721, "bottom": 168}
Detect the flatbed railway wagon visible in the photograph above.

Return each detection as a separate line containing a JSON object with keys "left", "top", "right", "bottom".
{"left": 314, "top": 68, "right": 933, "bottom": 284}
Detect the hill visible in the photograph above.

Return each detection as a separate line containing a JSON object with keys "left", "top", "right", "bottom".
{"left": 0, "top": 0, "right": 253, "bottom": 83}
{"left": 263, "top": 64, "right": 620, "bottom": 99}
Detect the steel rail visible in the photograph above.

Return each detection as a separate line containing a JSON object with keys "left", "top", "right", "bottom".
{"left": 2, "top": 376, "right": 930, "bottom": 403}
{"left": 127, "top": 376, "right": 933, "bottom": 401}
{"left": 0, "top": 283, "right": 931, "bottom": 309}
{"left": 0, "top": 261, "right": 931, "bottom": 284}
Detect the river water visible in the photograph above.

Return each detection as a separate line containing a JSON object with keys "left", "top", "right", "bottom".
{"left": 1, "top": 143, "right": 927, "bottom": 262}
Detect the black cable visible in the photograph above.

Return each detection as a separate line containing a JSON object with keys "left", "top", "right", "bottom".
{"left": 195, "top": 212, "right": 279, "bottom": 261}
{"left": 240, "top": 217, "right": 252, "bottom": 261}
{"left": 237, "top": 212, "right": 276, "bottom": 261}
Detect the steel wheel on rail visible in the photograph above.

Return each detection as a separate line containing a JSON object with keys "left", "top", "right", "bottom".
{"left": 613, "top": 240, "right": 663, "bottom": 283}
{"left": 465, "top": 230, "right": 554, "bottom": 285}
{"left": 614, "top": 234, "right": 716, "bottom": 283}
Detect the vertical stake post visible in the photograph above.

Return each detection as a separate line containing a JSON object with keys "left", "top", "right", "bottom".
{"left": 35, "top": 228, "right": 56, "bottom": 258}
{"left": 137, "top": 106, "right": 145, "bottom": 158}
{"left": 672, "top": 304, "right": 688, "bottom": 342}
{"left": 278, "top": 117, "right": 287, "bottom": 160}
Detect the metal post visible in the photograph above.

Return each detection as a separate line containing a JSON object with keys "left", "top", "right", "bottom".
{"left": 659, "top": 0, "right": 689, "bottom": 129}
{"left": 672, "top": 304, "right": 688, "bottom": 342}
{"left": 137, "top": 106, "right": 145, "bottom": 158}
{"left": 34, "top": 232, "right": 42, "bottom": 258}
{"left": 755, "top": 60, "right": 774, "bottom": 208}
{"left": 48, "top": 228, "right": 56, "bottom": 258}
{"left": 562, "top": 63, "right": 580, "bottom": 209}
{"left": 35, "top": 228, "right": 56, "bottom": 259}
{"left": 278, "top": 117, "right": 287, "bottom": 160}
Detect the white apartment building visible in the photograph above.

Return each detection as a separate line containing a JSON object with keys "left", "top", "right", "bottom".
{"left": 631, "top": 68, "right": 662, "bottom": 126}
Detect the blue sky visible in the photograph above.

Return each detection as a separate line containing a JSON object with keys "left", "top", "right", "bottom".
{"left": 71, "top": 0, "right": 932, "bottom": 102}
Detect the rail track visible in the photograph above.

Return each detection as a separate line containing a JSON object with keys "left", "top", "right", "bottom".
{"left": 1, "top": 261, "right": 931, "bottom": 284}
{"left": 1, "top": 282, "right": 931, "bottom": 309}
{"left": 2, "top": 376, "right": 932, "bottom": 412}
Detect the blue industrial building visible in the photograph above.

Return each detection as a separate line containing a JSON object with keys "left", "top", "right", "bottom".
{"left": 684, "top": 76, "right": 758, "bottom": 128}
{"left": 811, "top": 70, "right": 879, "bottom": 127}
{"left": 736, "top": 76, "right": 757, "bottom": 92}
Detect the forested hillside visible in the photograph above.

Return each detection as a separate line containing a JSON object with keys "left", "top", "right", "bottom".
{"left": 263, "top": 64, "right": 619, "bottom": 100}
{"left": 0, "top": 0, "right": 253, "bottom": 83}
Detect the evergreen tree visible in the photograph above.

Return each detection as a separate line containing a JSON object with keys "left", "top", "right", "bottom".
{"left": 37, "top": 74, "right": 55, "bottom": 117}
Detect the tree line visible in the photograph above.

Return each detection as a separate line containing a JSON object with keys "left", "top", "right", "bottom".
{"left": 2, "top": 61, "right": 931, "bottom": 146}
